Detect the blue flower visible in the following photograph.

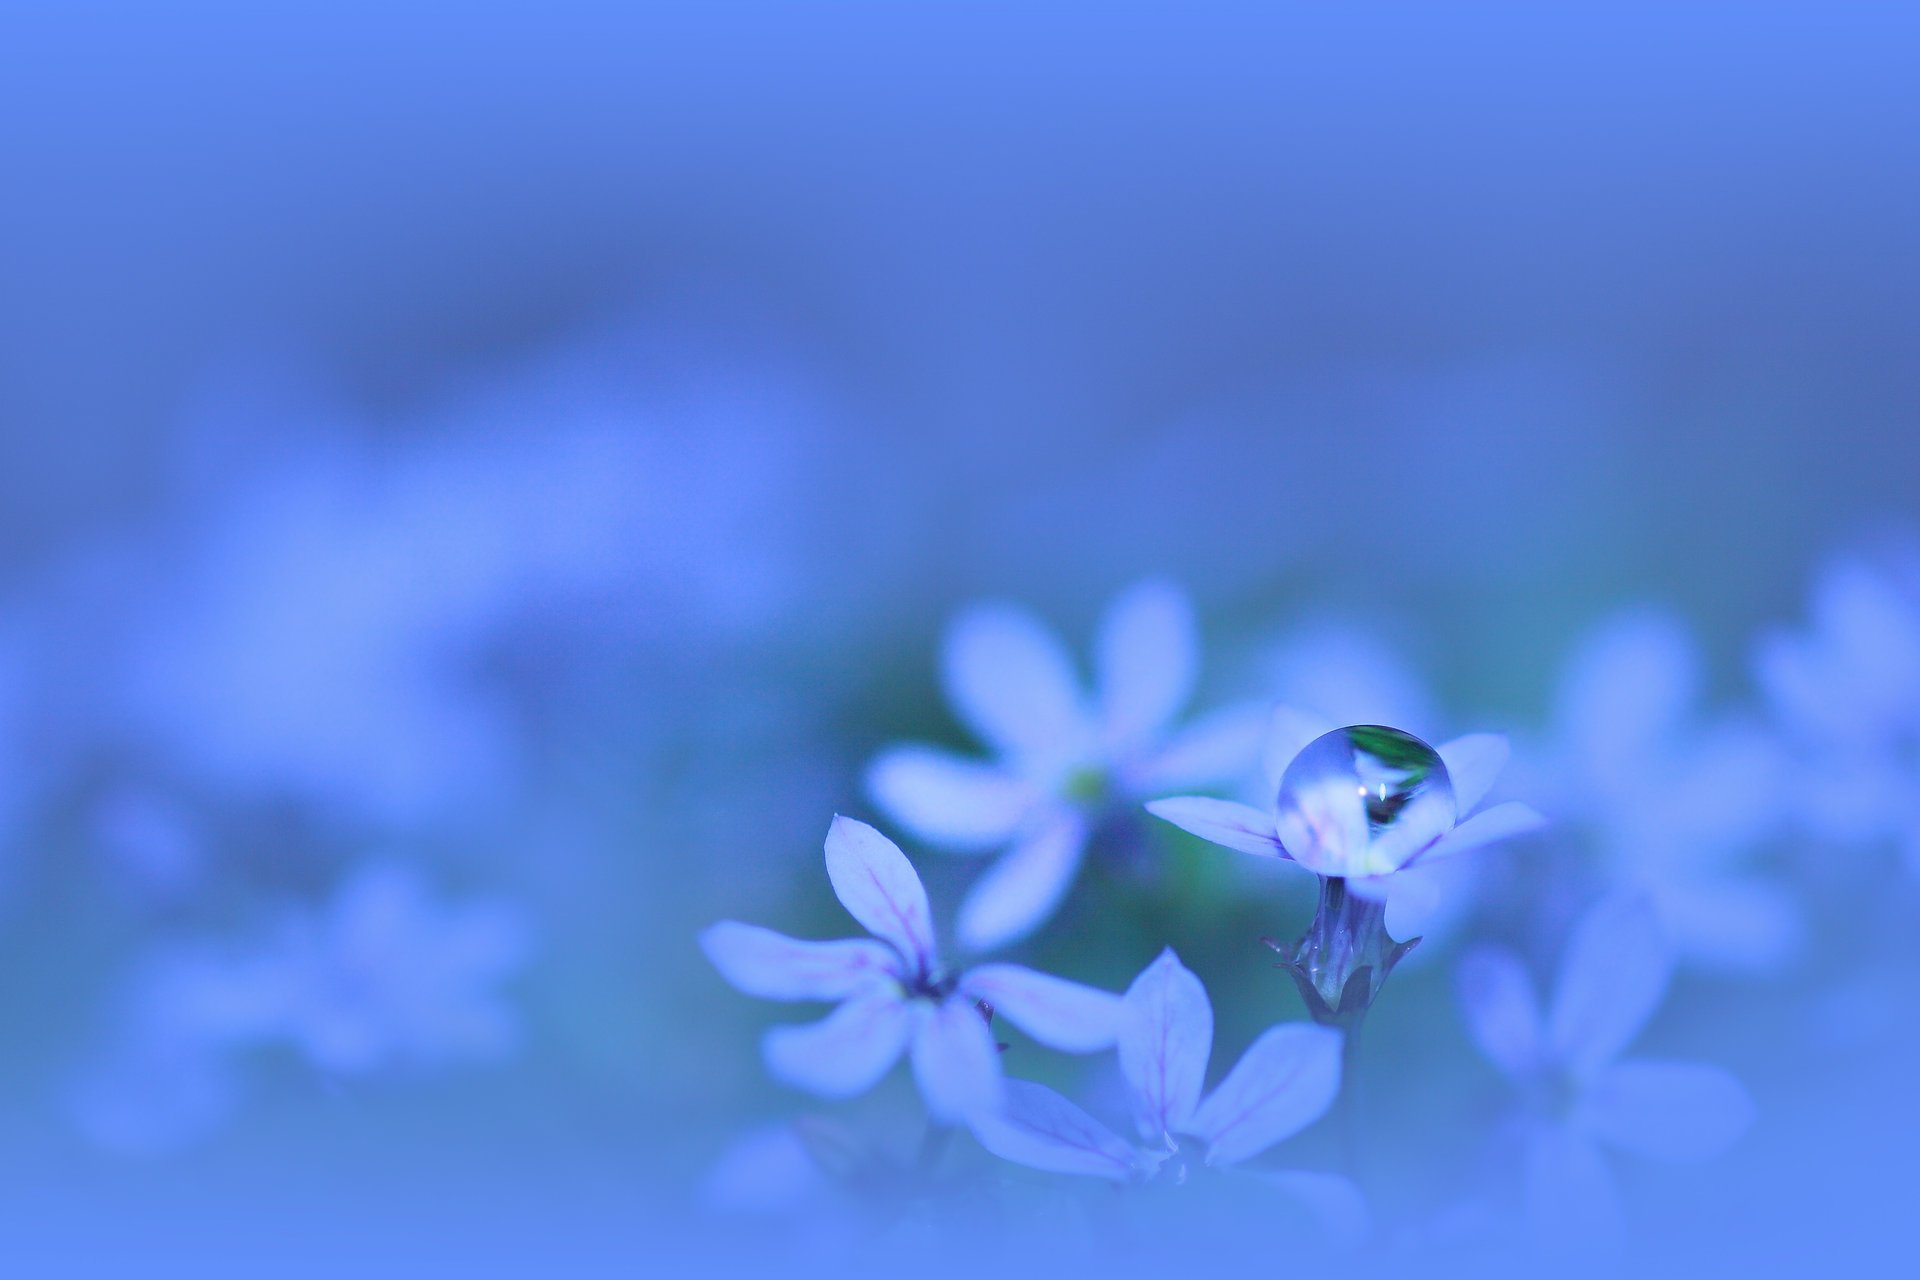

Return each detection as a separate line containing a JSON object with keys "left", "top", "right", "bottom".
{"left": 1756, "top": 556, "right": 1920, "bottom": 876}
{"left": 701, "top": 816, "right": 1125, "bottom": 1123}
{"left": 969, "top": 949, "right": 1360, "bottom": 1238}
{"left": 1148, "top": 709, "right": 1543, "bottom": 922}
{"left": 866, "top": 581, "right": 1265, "bottom": 950}
{"left": 71, "top": 863, "right": 528, "bottom": 1148}
{"left": 257, "top": 862, "right": 532, "bottom": 1074}
{"left": 1525, "top": 609, "right": 1797, "bottom": 973}
{"left": 1455, "top": 894, "right": 1754, "bottom": 1242}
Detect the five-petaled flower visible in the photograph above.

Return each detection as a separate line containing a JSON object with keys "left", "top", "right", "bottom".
{"left": 1147, "top": 707, "right": 1545, "bottom": 914}
{"left": 969, "top": 949, "right": 1358, "bottom": 1234}
{"left": 1455, "top": 893, "right": 1754, "bottom": 1241}
{"left": 1526, "top": 609, "right": 1796, "bottom": 973}
{"left": 700, "top": 816, "right": 1125, "bottom": 1123}
{"left": 866, "top": 580, "right": 1266, "bottom": 951}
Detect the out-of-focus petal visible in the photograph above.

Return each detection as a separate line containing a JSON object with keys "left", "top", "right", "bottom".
{"left": 1813, "top": 560, "right": 1920, "bottom": 721}
{"left": 1117, "top": 948, "right": 1213, "bottom": 1139}
{"left": 1184, "top": 1023, "right": 1343, "bottom": 1167}
{"left": 969, "top": 1079, "right": 1139, "bottom": 1181}
{"left": 864, "top": 746, "right": 1036, "bottom": 851}
{"left": 699, "top": 922, "right": 899, "bottom": 1002}
{"left": 1263, "top": 705, "right": 1337, "bottom": 796}
{"left": 1556, "top": 610, "right": 1697, "bottom": 780}
{"left": 1246, "top": 1169, "right": 1371, "bottom": 1247}
{"left": 1097, "top": 579, "right": 1198, "bottom": 753}
{"left": 942, "top": 602, "right": 1090, "bottom": 764}
{"left": 1575, "top": 1059, "right": 1754, "bottom": 1162}
{"left": 823, "top": 816, "right": 938, "bottom": 974}
{"left": 1423, "top": 801, "right": 1547, "bottom": 862}
{"left": 1455, "top": 945, "right": 1543, "bottom": 1079}
{"left": 1144, "top": 797, "right": 1282, "bottom": 859}
{"left": 1437, "top": 733, "right": 1510, "bottom": 815}
{"left": 762, "top": 989, "right": 914, "bottom": 1099}
{"left": 954, "top": 811, "right": 1089, "bottom": 952}
{"left": 1382, "top": 855, "right": 1481, "bottom": 941}
{"left": 1653, "top": 876, "right": 1802, "bottom": 975}
{"left": 1547, "top": 893, "right": 1671, "bottom": 1078}
{"left": 1136, "top": 702, "right": 1268, "bottom": 793}
{"left": 960, "top": 964, "right": 1122, "bottom": 1052}
{"left": 910, "top": 995, "right": 1003, "bottom": 1123}
{"left": 1524, "top": 1123, "right": 1623, "bottom": 1246}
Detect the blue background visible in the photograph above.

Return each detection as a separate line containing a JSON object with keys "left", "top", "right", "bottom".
{"left": 1, "top": 4, "right": 1916, "bottom": 1275}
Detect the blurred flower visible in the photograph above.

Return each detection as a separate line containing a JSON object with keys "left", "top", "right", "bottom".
{"left": 1254, "top": 619, "right": 1441, "bottom": 738}
{"left": 112, "top": 338, "right": 831, "bottom": 832}
{"left": 1524, "top": 609, "right": 1797, "bottom": 973}
{"left": 867, "top": 580, "right": 1265, "bottom": 951}
{"left": 701, "top": 816, "right": 1123, "bottom": 1123}
{"left": 1455, "top": 894, "right": 1754, "bottom": 1243}
{"left": 71, "top": 862, "right": 529, "bottom": 1150}
{"left": 1755, "top": 557, "right": 1920, "bottom": 875}
{"left": 255, "top": 861, "right": 531, "bottom": 1074}
{"left": 1149, "top": 712, "right": 1543, "bottom": 921}
{"left": 970, "top": 949, "right": 1359, "bottom": 1238}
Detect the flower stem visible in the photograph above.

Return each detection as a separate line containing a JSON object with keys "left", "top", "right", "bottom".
{"left": 1336, "top": 1009, "right": 1369, "bottom": 1187}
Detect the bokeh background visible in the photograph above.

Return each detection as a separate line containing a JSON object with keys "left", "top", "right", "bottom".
{"left": 2, "top": 4, "right": 1917, "bottom": 1276}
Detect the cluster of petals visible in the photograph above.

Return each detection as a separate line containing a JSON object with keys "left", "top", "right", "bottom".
{"left": 1456, "top": 893, "right": 1754, "bottom": 1239}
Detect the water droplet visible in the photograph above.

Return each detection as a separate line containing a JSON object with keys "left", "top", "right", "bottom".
{"left": 1273, "top": 725, "right": 1456, "bottom": 878}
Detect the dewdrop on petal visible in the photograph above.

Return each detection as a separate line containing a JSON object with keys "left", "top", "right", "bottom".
{"left": 1274, "top": 726, "right": 1458, "bottom": 879}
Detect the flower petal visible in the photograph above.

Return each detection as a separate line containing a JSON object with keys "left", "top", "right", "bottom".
{"left": 1136, "top": 701, "right": 1269, "bottom": 793}
{"left": 1381, "top": 854, "right": 1481, "bottom": 941}
{"left": 1524, "top": 1123, "right": 1623, "bottom": 1245}
{"left": 1097, "top": 579, "right": 1198, "bottom": 751}
{"left": 864, "top": 746, "right": 1036, "bottom": 851}
{"left": 1652, "top": 875, "right": 1803, "bottom": 975}
{"left": 961, "top": 964, "right": 1122, "bottom": 1052}
{"left": 1422, "top": 801, "right": 1547, "bottom": 862}
{"left": 910, "top": 995, "right": 1003, "bottom": 1123}
{"left": 1262, "top": 705, "right": 1338, "bottom": 796}
{"left": 699, "top": 922, "right": 899, "bottom": 1002}
{"left": 762, "top": 989, "right": 914, "bottom": 1099}
{"left": 954, "top": 810, "right": 1089, "bottom": 952}
{"left": 1547, "top": 893, "right": 1671, "bottom": 1077}
{"left": 1455, "top": 945, "right": 1543, "bottom": 1079}
{"left": 1184, "top": 1023, "right": 1343, "bottom": 1167}
{"left": 823, "top": 816, "right": 938, "bottom": 974}
{"left": 1437, "top": 733, "right": 1510, "bottom": 815}
{"left": 1143, "top": 796, "right": 1283, "bottom": 859}
{"left": 1556, "top": 610, "right": 1697, "bottom": 777}
{"left": 1117, "top": 948, "right": 1213, "bottom": 1139}
{"left": 969, "top": 1078, "right": 1139, "bottom": 1181}
{"left": 942, "top": 602, "right": 1089, "bottom": 764}
{"left": 1575, "top": 1059, "right": 1754, "bottom": 1162}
